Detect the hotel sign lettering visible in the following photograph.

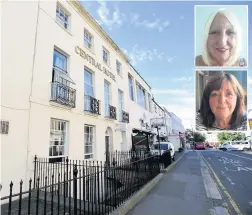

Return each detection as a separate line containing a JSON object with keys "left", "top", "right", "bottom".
{"left": 75, "top": 46, "right": 116, "bottom": 82}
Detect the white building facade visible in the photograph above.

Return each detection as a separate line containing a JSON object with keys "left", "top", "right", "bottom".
{"left": 162, "top": 107, "right": 172, "bottom": 136}
{"left": 205, "top": 132, "right": 218, "bottom": 144}
{"left": 1, "top": 0, "right": 155, "bottom": 196}
{"left": 170, "top": 112, "right": 185, "bottom": 134}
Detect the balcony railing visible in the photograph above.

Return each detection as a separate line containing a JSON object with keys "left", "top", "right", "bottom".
{"left": 84, "top": 95, "right": 100, "bottom": 115}
{"left": 50, "top": 82, "right": 76, "bottom": 108}
{"left": 105, "top": 105, "right": 117, "bottom": 120}
{"left": 109, "top": 105, "right": 117, "bottom": 120}
{"left": 121, "top": 111, "right": 129, "bottom": 123}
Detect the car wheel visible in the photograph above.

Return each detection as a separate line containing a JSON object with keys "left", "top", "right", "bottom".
{"left": 223, "top": 148, "right": 227, "bottom": 151}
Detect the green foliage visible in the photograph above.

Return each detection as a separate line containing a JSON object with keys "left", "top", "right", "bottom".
{"left": 194, "top": 132, "right": 206, "bottom": 142}
{"left": 217, "top": 132, "right": 246, "bottom": 144}
{"left": 185, "top": 129, "right": 206, "bottom": 142}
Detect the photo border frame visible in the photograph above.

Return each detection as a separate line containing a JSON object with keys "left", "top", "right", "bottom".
{"left": 194, "top": 5, "right": 249, "bottom": 69}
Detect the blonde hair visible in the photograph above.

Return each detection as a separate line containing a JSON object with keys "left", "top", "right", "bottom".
{"left": 202, "top": 9, "right": 243, "bottom": 66}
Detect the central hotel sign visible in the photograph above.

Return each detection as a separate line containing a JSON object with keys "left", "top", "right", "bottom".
{"left": 75, "top": 46, "right": 116, "bottom": 82}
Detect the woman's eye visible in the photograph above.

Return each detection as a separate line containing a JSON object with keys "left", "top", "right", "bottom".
{"left": 226, "top": 29, "right": 235, "bottom": 36}
{"left": 209, "top": 31, "right": 218, "bottom": 35}
{"left": 226, "top": 92, "right": 233, "bottom": 96}
{"left": 210, "top": 92, "right": 218, "bottom": 97}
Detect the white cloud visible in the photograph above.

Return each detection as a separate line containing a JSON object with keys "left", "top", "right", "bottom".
{"left": 152, "top": 88, "right": 192, "bottom": 95}
{"left": 172, "top": 76, "right": 193, "bottom": 82}
{"left": 94, "top": 3, "right": 170, "bottom": 32}
{"left": 167, "top": 56, "right": 175, "bottom": 63}
{"left": 131, "top": 13, "right": 170, "bottom": 32}
{"left": 122, "top": 45, "right": 166, "bottom": 66}
{"left": 96, "top": 1, "right": 125, "bottom": 30}
{"left": 169, "top": 97, "right": 195, "bottom": 104}
{"left": 158, "top": 92, "right": 195, "bottom": 129}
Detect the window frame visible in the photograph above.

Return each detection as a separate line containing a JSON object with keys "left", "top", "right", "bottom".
{"left": 102, "top": 47, "right": 110, "bottom": 65}
{"left": 53, "top": 49, "right": 68, "bottom": 72}
{"left": 116, "top": 60, "right": 122, "bottom": 76}
{"left": 52, "top": 48, "right": 71, "bottom": 86}
{"left": 104, "top": 80, "right": 111, "bottom": 117}
{"left": 120, "top": 131, "right": 126, "bottom": 150}
{"left": 56, "top": 3, "right": 70, "bottom": 31}
{"left": 136, "top": 82, "right": 146, "bottom": 109}
{"left": 118, "top": 89, "right": 124, "bottom": 121}
{"left": 148, "top": 94, "right": 152, "bottom": 112}
{"left": 84, "top": 28, "right": 93, "bottom": 50}
{"left": 84, "top": 68, "right": 94, "bottom": 97}
{"left": 49, "top": 118, "right": 68, "bottom": 162}
{"left": 128, "top": 75, "right": 134, "bottom": 101}
{"left": 84, "top": 125, "right": 95, "bottom": 159}
{"left": 0, "top": 121, "right": 9, "bottom": 134}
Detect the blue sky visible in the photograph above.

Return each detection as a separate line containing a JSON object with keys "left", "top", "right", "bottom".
{"left": 81, "top": 1, "right": 252, "bottom": 129}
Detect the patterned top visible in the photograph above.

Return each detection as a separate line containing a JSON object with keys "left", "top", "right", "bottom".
{"left": 239, "top": 58, "right": 246, "bottom": 67}
{"left": 195, "top": 56, "right": 247, "bottom": 67}
{"left": 196, "top": 112, "right": 247, "bottom": 131}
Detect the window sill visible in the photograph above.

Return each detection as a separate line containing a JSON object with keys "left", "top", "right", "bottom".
{"left": 104, "top": 116, "right": 116, "bottom": 122}
{"left": 48, "top": 156, "right": 65, "bottom": 164}
{"left": 49, "top": 101, "right": 73, "bottom": 111}
{"left": 117, "top": 73, "right": 123, "bottom": 79}
{"left": 137, "top": 104, "right": 148, "bottom": 111}
{"left": 84, "top": 111, "right": 100, "bottom": 117}
{"left": 55, "top": 20, "right": 73, "bottom": 36}
{"left": 84, "top": 157, "right": 95, "bottom": 161}
{"left": 103, "top": 62, "right": 111, "bottom": 70}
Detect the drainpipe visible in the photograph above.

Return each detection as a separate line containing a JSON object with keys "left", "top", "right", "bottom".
{"left": 25, "top": 0, "right": 40, "bottom": 187}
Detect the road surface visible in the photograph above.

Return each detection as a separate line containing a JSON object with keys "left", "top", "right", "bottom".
{"left": 199, "top": 150, "right": 252, "bottom": 215}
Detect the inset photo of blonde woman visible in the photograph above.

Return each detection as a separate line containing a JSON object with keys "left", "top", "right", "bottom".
{"left": 195, "top": 70, "right": 247, "bottom": 131}
{"left": 195, "top": 5, "right": 248, "bottom": 68}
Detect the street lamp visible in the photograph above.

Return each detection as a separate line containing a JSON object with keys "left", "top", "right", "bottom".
{"left": 156, "top": 126, "right": 161, "bottom": 157}
{"left": 150, "top": 118, "right": 165, "bottom": 157}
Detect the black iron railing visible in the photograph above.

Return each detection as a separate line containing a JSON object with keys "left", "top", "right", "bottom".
{"left": 106, "top": 105, "right": 116, "bottom": 120}
{"left": 84, "top": 95, "right": 100, "bottom": 115}
{"left": 50, "top": 82, "right": 76, "bottom": 108}
{"left": 1, "top": 152, "right": 162, "bottom": 215}
{"left": 121, "top": 111, "right": 129, "bottom": 123}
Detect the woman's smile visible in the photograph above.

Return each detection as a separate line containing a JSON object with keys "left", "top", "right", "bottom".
{"left": 215, "top": 47, "right": 229, "bottom": 53}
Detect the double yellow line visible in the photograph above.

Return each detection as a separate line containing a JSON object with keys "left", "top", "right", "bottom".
{"left": 198, "top": 152, "right": 243, "bottom": 215}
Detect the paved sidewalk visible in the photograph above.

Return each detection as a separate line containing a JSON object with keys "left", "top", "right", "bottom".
{"left": 127, "top": 151, "right": 228, "bottom": 215}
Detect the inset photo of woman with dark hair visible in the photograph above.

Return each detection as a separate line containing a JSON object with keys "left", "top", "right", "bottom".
{"left": 195, "top": 70, "right": 247, "bottom": 131}
{"left": 195, "top": 5, "right": 248, "bottom": 67}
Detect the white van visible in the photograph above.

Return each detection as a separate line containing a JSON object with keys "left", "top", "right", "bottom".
{"left": 219, "top": 141, "right": 251, "bottom": 151}
{"left": 150, "top": 141, "right": 175, "bottom": 160}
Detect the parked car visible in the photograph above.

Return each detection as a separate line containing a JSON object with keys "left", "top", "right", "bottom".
{"left": 150, "top": 141, "right": 175, "bottom": 161}
{"left": 208, "top": 142, "right": 215, "bottom": 148}
{"left": 219, "top": 141, "right": 251, "bottom": 151}
{"left": 195, "top": 142, "right": 206, "bottom": 150}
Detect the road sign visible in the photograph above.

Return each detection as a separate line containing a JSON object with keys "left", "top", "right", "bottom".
{"left": 151, "top": 118, "right": 165, "bottom": 127}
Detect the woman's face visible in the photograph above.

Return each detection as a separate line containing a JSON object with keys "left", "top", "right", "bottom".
{"left": 207, "top": 13, "right": 236, "bottom": 66}
{"left": 209, "top": 79, "right": 237, "bottom": 121}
